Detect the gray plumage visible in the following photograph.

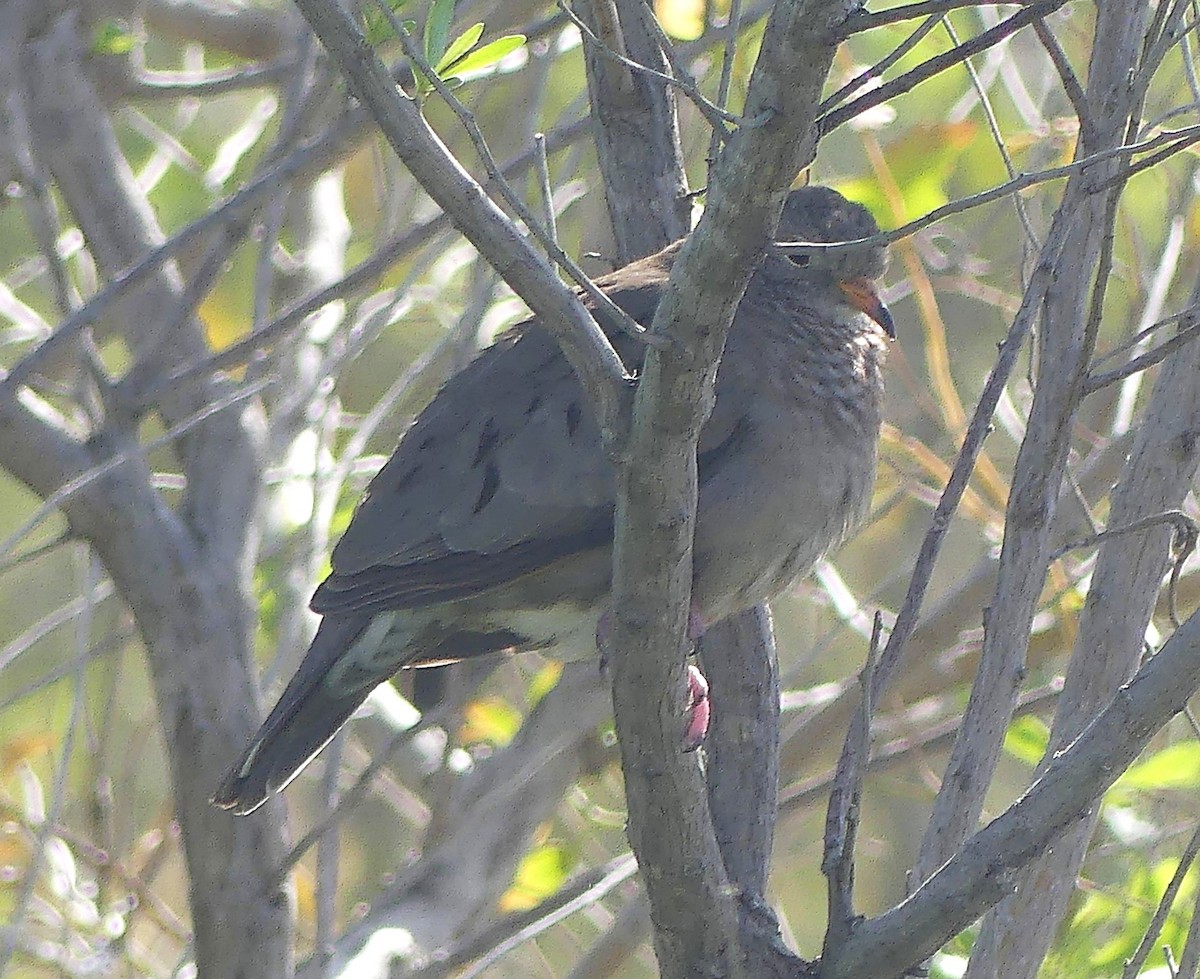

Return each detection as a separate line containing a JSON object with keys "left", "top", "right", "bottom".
{"left": 213, "top": 186, "right": 892, "bottom": 814}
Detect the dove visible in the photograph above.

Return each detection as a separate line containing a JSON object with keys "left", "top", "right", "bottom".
{"left": 213, "top": 186, "right": 892, "bottom": 814}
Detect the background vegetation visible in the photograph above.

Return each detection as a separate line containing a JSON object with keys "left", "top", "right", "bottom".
{"left": 1, "top": 0, "right": 1200, "bottom": 975}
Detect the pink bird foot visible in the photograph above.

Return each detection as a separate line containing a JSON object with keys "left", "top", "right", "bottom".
{"left": 683, "top": 663, "right": 711, "bottom": 750}
{"left": 594, "top": 608, "right": 713, "bottom": 749}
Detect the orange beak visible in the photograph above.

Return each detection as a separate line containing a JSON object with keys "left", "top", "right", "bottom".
{"left": 839, "top": 277, "right": 895, "bottom": 339}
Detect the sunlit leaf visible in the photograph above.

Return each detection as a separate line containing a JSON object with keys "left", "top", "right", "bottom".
{"left": 655, "top": 0, "right": 705, "bottom": 40}
{"left": 435, "top": 23, "right": 483, "bottom": 73}
{"left": 460, "top": 695, "right": 522, "bottom": 746}
{"left": 199, "top": 294, "right": 248, "bottom": 352}
{"left": 1113, "top": 742, "right": 1200, "bottom": 792}
{"left": 1002, "top": 714, "right": 1049, "bottom": 767}
{"left": 441, "top": 35, "right": 526, "bottom": 79}
{"left": 92, "top": 20, "right": 136, "bottom": 56}
{"left": 363, "top": 0, "right": 408, "bottom": 45}
{"left": 0, "top": 830, "right": 26, "bottom": 869}
{"left": 2, "top": 732, "right": 57, "bottom": 773}
{"left": 292, "top": 865, "right": 317, "bottom": 927}
{"left": 837, "top": 121, "right": 979, "bottom": 221}
{"left": 424, "top": 0, "right": 456, "bottom": 67}
{"left": 498, "top": 842, "right": 571, "bottom": 912}
{"left": 527, "top": 660, "right": 563, "bottom": 707}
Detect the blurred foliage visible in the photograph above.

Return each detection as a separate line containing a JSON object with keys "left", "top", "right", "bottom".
{"left": 2, "top": 0, "right": 1200, "bottom": 975}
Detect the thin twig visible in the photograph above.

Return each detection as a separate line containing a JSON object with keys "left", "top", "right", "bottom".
{"left": 401, "top": 856, "right": 640, "bottom": 979}
{"left": 838, "top": 0, "right": 1024, "bottom": 37}
{"left": 559, "top": 0, "right": 739, "bottom": 134}
{"left": 775, "top": 124, "right": 1200, "bottom": 257}
{"left": 1175, "top": 865, "right": 1200, "bottom": 979}
{"left": 534, "top": 133, "right": 558, "bottom": 250}
{"left": 132, "top": 60, "right": 295, "bottom": 98}
{"left": 636, "top": 0, "right": 735, "bottom": 140}
{"left": 707, "top": 0, "right": 743, "bottom": 175}
{"left": 142, "top": 116, "right": 591, "bottom": 403}
{"left": 779, "top": 682, "right": 1063, "bottom": 814}
{"left": 1053, "top": 510, "right": 1198, "bottom": 628}
{"left": 452, "top": 856, "right": 639, "bottom": 979}
{"left": 821, "top": 14, "right": 945, "bottom": 112}
{"left": 855, "top": 201, "right": 1076, "bottom": 715}
{"left": 1088, "top": 304, "right": 1200, "bottom": 373}
{"left": 314, "top": 734, "right": 344, "bottom": 979}
{"left": 1088, "top": 295, "right": 1197, "bottom": 396}
{"left": 0, "top": 376, "right": 274, "bottom": 560}
{"left": 0, "top": 579, "right": 115, "bottom": 672}
{"left": 1123, "top": 823, "right": 1200, "bottom": 979}
{"left": 821, "top": 612, "right": 883, "bottom": 959}
{"left": 821, "top": 0, "right": 1071, "bottom": 133}
{"left": 0, "top": 549, "right": 94, "bottom": 974}
{"left": 1032, "top": 18, "right": 1092, "bottom": 138}
{"left": 382, "top": 0, "right": 664, "bottom": 351}
{"left": 943, "top": 18, "right": 1039, "bottom": 249}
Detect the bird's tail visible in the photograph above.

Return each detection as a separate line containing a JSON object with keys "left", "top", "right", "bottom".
{"left": 212, "top": 614, "right": 396, "bottom": 815}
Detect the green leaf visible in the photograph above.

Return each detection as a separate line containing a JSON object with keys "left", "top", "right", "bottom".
{"left": 424, "top": 0, "right": 456, "bottom": 67}
{"left": 92, "top": 19, "right": 136, "bottom": 55}
{"left": 837, "top": 121, "right": 979, "bottom": 221}
{"left": 1003, "top": 714, "right": 1050, "bottom": 767}
{"left": 500, "top": 843, "right": 572, "bottom": 911}
{"left": 527, "top": 661, "right": 563, "bottom": 707}
{"left": 363, "top": 0, "right": 408, "bottom": 45}
{"left": 440, "top": 34, "right": 525, "bottom": 78}
{"left": 460, "top": 695, "right": 522, "bottom": 746}
{"left": 1113, "top": 742, "right": 1200, "bottom": 792}
{"left": 435, "top": 22, "right": 484, "bottom": 73}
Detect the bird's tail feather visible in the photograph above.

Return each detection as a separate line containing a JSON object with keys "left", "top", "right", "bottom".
{"left": 212, "top": 614, "right": 394, "bottom": 815}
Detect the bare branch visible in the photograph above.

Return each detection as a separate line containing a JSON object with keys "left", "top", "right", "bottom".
{"left": 821, "top": 613, "right": 881, "bottom": 960}
{"left": 823, "top": 604, "right": 1200, "bottom": 979}
{"left": 821, "top": 0, "right": 1071, "bottom": 133}
{"left": 1123, "top": 824, "right": 1200, "bottom": 979}
{"left": 293, "top": 0, "right": 632, "bottom": 441}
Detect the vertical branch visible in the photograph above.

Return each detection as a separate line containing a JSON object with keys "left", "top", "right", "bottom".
{"left": 821, "top": 613, "right": 881, "bottom": 960}
{"left": 3, "top": 10, "right": 294, "bottom": 977}
{"left": 911, "top": 0, "right": 1151, "bottom": 887}
{"left": 965, "top": 286, "right": 1200, "bottom": 977}
{"left": 576, "top": 0, "right": 691, "bottom": 261}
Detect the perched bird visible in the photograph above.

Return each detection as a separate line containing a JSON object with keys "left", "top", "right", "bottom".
{"left": 213, "top": 186, "right": 893, "bottom": 815}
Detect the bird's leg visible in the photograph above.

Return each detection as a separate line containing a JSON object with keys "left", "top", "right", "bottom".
{"left": 683, "top": 662, "right": 710, "bottom": 751}
{"left": 594, "top": 606, "right": 713, "bottom": 749}
{"left": 684, "top": 607, "right": 711, "bottom": 750}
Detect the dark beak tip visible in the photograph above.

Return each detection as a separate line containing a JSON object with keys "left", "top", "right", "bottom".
{"left": 876, "top": 303, "right": 896, "bottom": 340}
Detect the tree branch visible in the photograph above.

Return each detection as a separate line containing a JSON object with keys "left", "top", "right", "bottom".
{"left": 605, "top": 0, "right": 861, "bottom": 973}
{"left": 291, "top": 0, "right": 632, "bottom": 442}
{"left": 822, "top": 604, "right": 1200, "bottom": 979}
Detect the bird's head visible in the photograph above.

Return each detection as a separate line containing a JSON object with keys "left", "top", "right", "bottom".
{"left": 770, "top": 186, "right": 894, "bottom": 339}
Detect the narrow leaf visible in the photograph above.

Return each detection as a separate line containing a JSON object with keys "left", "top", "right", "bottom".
{"left": 423, "top": 0, "right": 455, "bottom": 66}
{"left": 435, "top": 22, "right": 483, "bottom": 73}
{"left": 440, "top": 34, "right": 526, "bottom": 78}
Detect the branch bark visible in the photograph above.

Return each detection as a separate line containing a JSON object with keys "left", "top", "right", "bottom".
{"left": 291, "top": 0, "right": 631, "bottom": 441}
{"left": 965, "top": 286, "right": 1200, "bottom": 978}
{"left": 604, "top": 0, "right": 861, "bottom": 974}
{"left": 821, "top": 603, "right": 1200, "bottom": 979}
{"left": 911, "top": 0, "right": 1150, "bottom": 886}
{"left": 1, "top": 9, "right": 293, "bottom": 976}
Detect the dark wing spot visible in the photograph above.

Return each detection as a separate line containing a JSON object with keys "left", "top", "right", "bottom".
{"left": 472, "top": 418, "right": 500, "bottom": 466}
{"left": 473, "top": 462, "right": 500, "bottom": 513}
{"left": 394, "top": 463, "right": 423, "bottom": 493}
{"left": 565, "top": 400, "right": 582, "bottom": 437}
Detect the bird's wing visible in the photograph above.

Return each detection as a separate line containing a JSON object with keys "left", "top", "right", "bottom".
{"left": 312, "top": 243, "right": 747, "bottom": 615}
